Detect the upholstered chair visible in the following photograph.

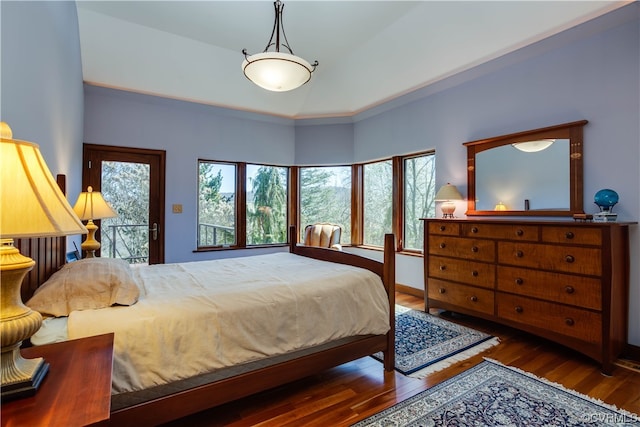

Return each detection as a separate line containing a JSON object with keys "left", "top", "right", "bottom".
{"left": 303, "top": 223, "right": 342, "bottom": 250}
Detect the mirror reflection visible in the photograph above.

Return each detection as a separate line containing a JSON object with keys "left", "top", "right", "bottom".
{"left": 475, "top": 139, "right": 569, "bottom": 211}
{"left": 464, "top": 120, "right": 587, "bottom": 217}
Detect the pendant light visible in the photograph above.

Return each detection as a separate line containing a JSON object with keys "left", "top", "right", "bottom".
{"left": 242, "top": 1, "right": 318, "bottom": 92}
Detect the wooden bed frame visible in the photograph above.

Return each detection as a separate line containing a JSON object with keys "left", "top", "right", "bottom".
{"left": 21, "top": 220, "right": 396, "bottom": 426}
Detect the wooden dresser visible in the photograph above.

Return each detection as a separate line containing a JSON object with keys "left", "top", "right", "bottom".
{"left": 422, "top": 218, "right": 632, "bottom": 374}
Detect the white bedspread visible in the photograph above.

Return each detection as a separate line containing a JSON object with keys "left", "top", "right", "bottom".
{"left": 67, "top": 252, "right": 390, "bottom": 394}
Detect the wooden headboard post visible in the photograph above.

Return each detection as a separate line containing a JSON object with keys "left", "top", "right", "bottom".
{"left": 15, "top": 174, "right": 68, "bottom": 301}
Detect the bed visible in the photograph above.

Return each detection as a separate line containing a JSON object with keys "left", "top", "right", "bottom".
{"left": 20, "top": 224, "right": 396, "bottom": 426}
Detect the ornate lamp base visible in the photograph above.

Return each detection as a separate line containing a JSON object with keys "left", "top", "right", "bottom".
{"left": 1, "top": 347, "right": 49, "bottom": 401}
{"left": 0, "top": 239, "right": 48, "bottom": 401}
{"left": 440, "top": 201, "right": 457, "bottom": 219}
{"left": 80, "top": 219, "right": 100, "bottom": 258}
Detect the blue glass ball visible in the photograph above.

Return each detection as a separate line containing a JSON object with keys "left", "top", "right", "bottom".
{"left": 594, "top": 189, "right": 619, "bottom": 210}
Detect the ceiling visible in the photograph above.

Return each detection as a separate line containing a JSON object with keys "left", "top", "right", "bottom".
{"left": 76, "top": 1, "right": 628, "bottom": 119}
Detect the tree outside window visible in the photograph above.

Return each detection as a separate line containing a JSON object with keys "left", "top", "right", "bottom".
{"left": 198, "top": 161, "right": 236, "bottom": 247}
{"left": 363, "top": 160, "right": 393, "bottom": 247}
{"left": 403, "top": 153, "right": 436, "bottom": 250}
{"left": 246, "top": 164, "right": 288, "bottom": 245}
{"left": 299, "top": 166, "right": 351, "bottom": 244}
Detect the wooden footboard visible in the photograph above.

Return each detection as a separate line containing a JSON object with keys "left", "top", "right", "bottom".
{"left": 289, "top": 225, "right": 396, "bottom": 371}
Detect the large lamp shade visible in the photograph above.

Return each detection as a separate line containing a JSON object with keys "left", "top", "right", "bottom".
{"left": 1, "top": 122, "right": 87, "bottom": 400}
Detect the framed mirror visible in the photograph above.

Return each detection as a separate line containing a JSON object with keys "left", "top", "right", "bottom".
{"left": 464, "top": 120, "right": 587, "bottom": 216}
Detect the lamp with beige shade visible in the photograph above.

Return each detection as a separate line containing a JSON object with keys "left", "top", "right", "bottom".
{"left": 73, "top": 186, "right": 117, "bottom": 258}
{"left": 1, "top": 122, "right": 87, "bottom": 400}
{"left": 434, "top": 183, "right": 464, "bottom": 218}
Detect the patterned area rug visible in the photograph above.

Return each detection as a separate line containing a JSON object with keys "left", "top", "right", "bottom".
{"left": 374, "top": 305, "right": 499, "bottom": 377}
{"left": 354, "top": 359, "right": 640, "bottom": 426}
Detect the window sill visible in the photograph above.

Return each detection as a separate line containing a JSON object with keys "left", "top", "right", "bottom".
{"left": 193, "top": 243, "right": 289, "bottom": 253}
{"left": 350, "top": 245, "right": 423, "bottom": 257}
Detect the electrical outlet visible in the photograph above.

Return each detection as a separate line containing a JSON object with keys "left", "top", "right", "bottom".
{"left": 172, "top": 204, "right": 183, "bottom": 214}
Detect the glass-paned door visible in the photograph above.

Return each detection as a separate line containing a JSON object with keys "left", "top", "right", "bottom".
{"left": 82, "top": 144, "right": 165, "bottom": 264}
{"left": 101, "top": 161, "right": 151, "bottom": 264}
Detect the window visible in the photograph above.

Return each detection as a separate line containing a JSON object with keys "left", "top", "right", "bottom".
{"left": 198, "top": 152, "right": 434, "bottom": 253}
{"left": 246, "top": 164, "right": 288, "bottom": 245}
{"left": 198, "top": 161, "right": 236, "bottom": 247}
{"left": 198, "top": 160, "right": 290, "bottom": 249}
{"left": 299, "top": 166, "right": 352, "bottom": 243}
{"left": 363, "top": 160, "right": 393, "bottom": 247}
{"left": 403, "top": 152, "right": 436, "bottom": 251}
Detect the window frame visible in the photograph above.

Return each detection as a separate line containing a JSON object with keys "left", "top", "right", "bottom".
{"left": 196, "top": 159, "right": 290, "bottom": 251}
{"left": 359, "top": 158, "right": 394, "bottom": 249}
{"left": 298, "top": 164, "right": 354, "bottom": 245}
{"left": 400, "top": 150, "right": 436, "bottom": 254}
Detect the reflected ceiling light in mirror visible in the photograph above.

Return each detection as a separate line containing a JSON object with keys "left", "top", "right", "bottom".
{"left": 511, "top": 139, "right": 556, "bottom": 152}
{"left": 242, "top": 1, "right": 318, "bottom": 92}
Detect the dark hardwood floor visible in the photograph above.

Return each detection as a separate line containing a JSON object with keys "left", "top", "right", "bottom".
{"left": 161, "top": 292, "right": 640, "bottom": 426}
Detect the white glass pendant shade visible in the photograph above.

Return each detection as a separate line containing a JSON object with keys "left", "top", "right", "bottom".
{"left": 242, "top": 52, "right": 314, "bottom": 92}
{"left": 512, "top": 139, "right": 555, "bottom": 153}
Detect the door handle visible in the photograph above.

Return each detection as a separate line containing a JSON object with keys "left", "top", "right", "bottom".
{"left": 150, "top": 223, "right": 158, "bottom": 241}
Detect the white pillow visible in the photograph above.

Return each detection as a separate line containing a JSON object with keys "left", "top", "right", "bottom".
{"left": 27, "top": 257, "right": 140, "bottom": 317}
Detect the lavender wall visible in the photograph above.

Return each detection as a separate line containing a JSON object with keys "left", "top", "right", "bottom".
{"left": 1, "top": 1, "right": 85, "bottom": 249}
{"left": 294, "top": 123, "right": 354, "bottom": 166}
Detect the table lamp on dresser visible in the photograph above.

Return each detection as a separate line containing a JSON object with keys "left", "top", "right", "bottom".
{"left": 434, "top": 183, "right": 464, "bottom": 218}
{"left": 0, "top": 122, "right": 87, "bottom": 400}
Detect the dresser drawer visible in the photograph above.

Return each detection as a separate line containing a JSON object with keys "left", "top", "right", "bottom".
{"left": 428, "top": 279, "right": 494, "bottom": 315}
{"left": 428, "top": 236, "right": 495, "bottom": 262}
{"left": 462, "top": 223, "right": 538, "bottom": 241}
{"left": 428, "top": 221, "right": 460, "bottom": 236}
{"left": 541, "top": 226, "right": 602, "bottom": 246}
{"left": 498, "top": 242, "right": 601, "bottom": 276}
{"left": 429, "top": 256, "right": 495, "bottom": 288}
{"left": 497, "top": 294, "right": 602, "bottom": 344}
{"left": 497, "top": 266, "right": 602, "bottom": 310}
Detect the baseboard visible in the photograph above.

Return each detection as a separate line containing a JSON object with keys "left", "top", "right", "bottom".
{"left": 396, "top": 283, "right": 424, "bottom": 298}
{"left": 623, "top": 343, "right": 640, "bottom": 364}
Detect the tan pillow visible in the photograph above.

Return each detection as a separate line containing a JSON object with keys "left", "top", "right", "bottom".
{"left": 27, "top": 257, "right": 140, "bottom": 317}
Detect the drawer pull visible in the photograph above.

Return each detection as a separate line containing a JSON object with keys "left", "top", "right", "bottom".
{"left": 515, "top": 306, "right": 523, "bottom": 314}
{"left": 516, "top": 229, "right": 524, "bottom": 236}
{"left": 565, "top": 255, "right": 575, "bottom": 263}
{"left": 564, "top": 286, "right": 575, "bottom": 294}
{"left": 515, "top": 278, "right": 524, "bottom": 285}
{"left": 516, "top": 250, "right": 524, "bottom": 258}
{"left": 471, "top": 227, "right": 479, "bottom": 234}
{"left": 439, "top": 242, "right": 446, "bottom": 249}
{"left": 472, "top": 270, "right": 479, "bottom": 277}
{"left": 564, "top": 318, "right": 575, "bottom": 326}
{"left": 565, "top": 231, "right": 575, "bottom": 239}
{"left": 439, "top": 225, "right": 446, "bottom": 231}
{"left": 471, "top": 246, "right": 478, "bottom": 253}
{"left": 439, "top": 265, "right": 447, "bottom": 271}
{"left": 439, "top": 288, "right": 446, "bottom": 294}
{"left": 470, "top": 295, "right": 478, "bottom": 302}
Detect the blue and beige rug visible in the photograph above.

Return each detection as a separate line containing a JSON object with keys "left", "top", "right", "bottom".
{"left": 354, "top": 358, "right": 640, "bottom": 426}
{"left": 375, "top": 305, "right": 499, "bottom": 377}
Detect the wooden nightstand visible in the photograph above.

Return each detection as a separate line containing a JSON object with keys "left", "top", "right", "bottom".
{"left": 1, "top": 333, "right": 114, "bottom": 427}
